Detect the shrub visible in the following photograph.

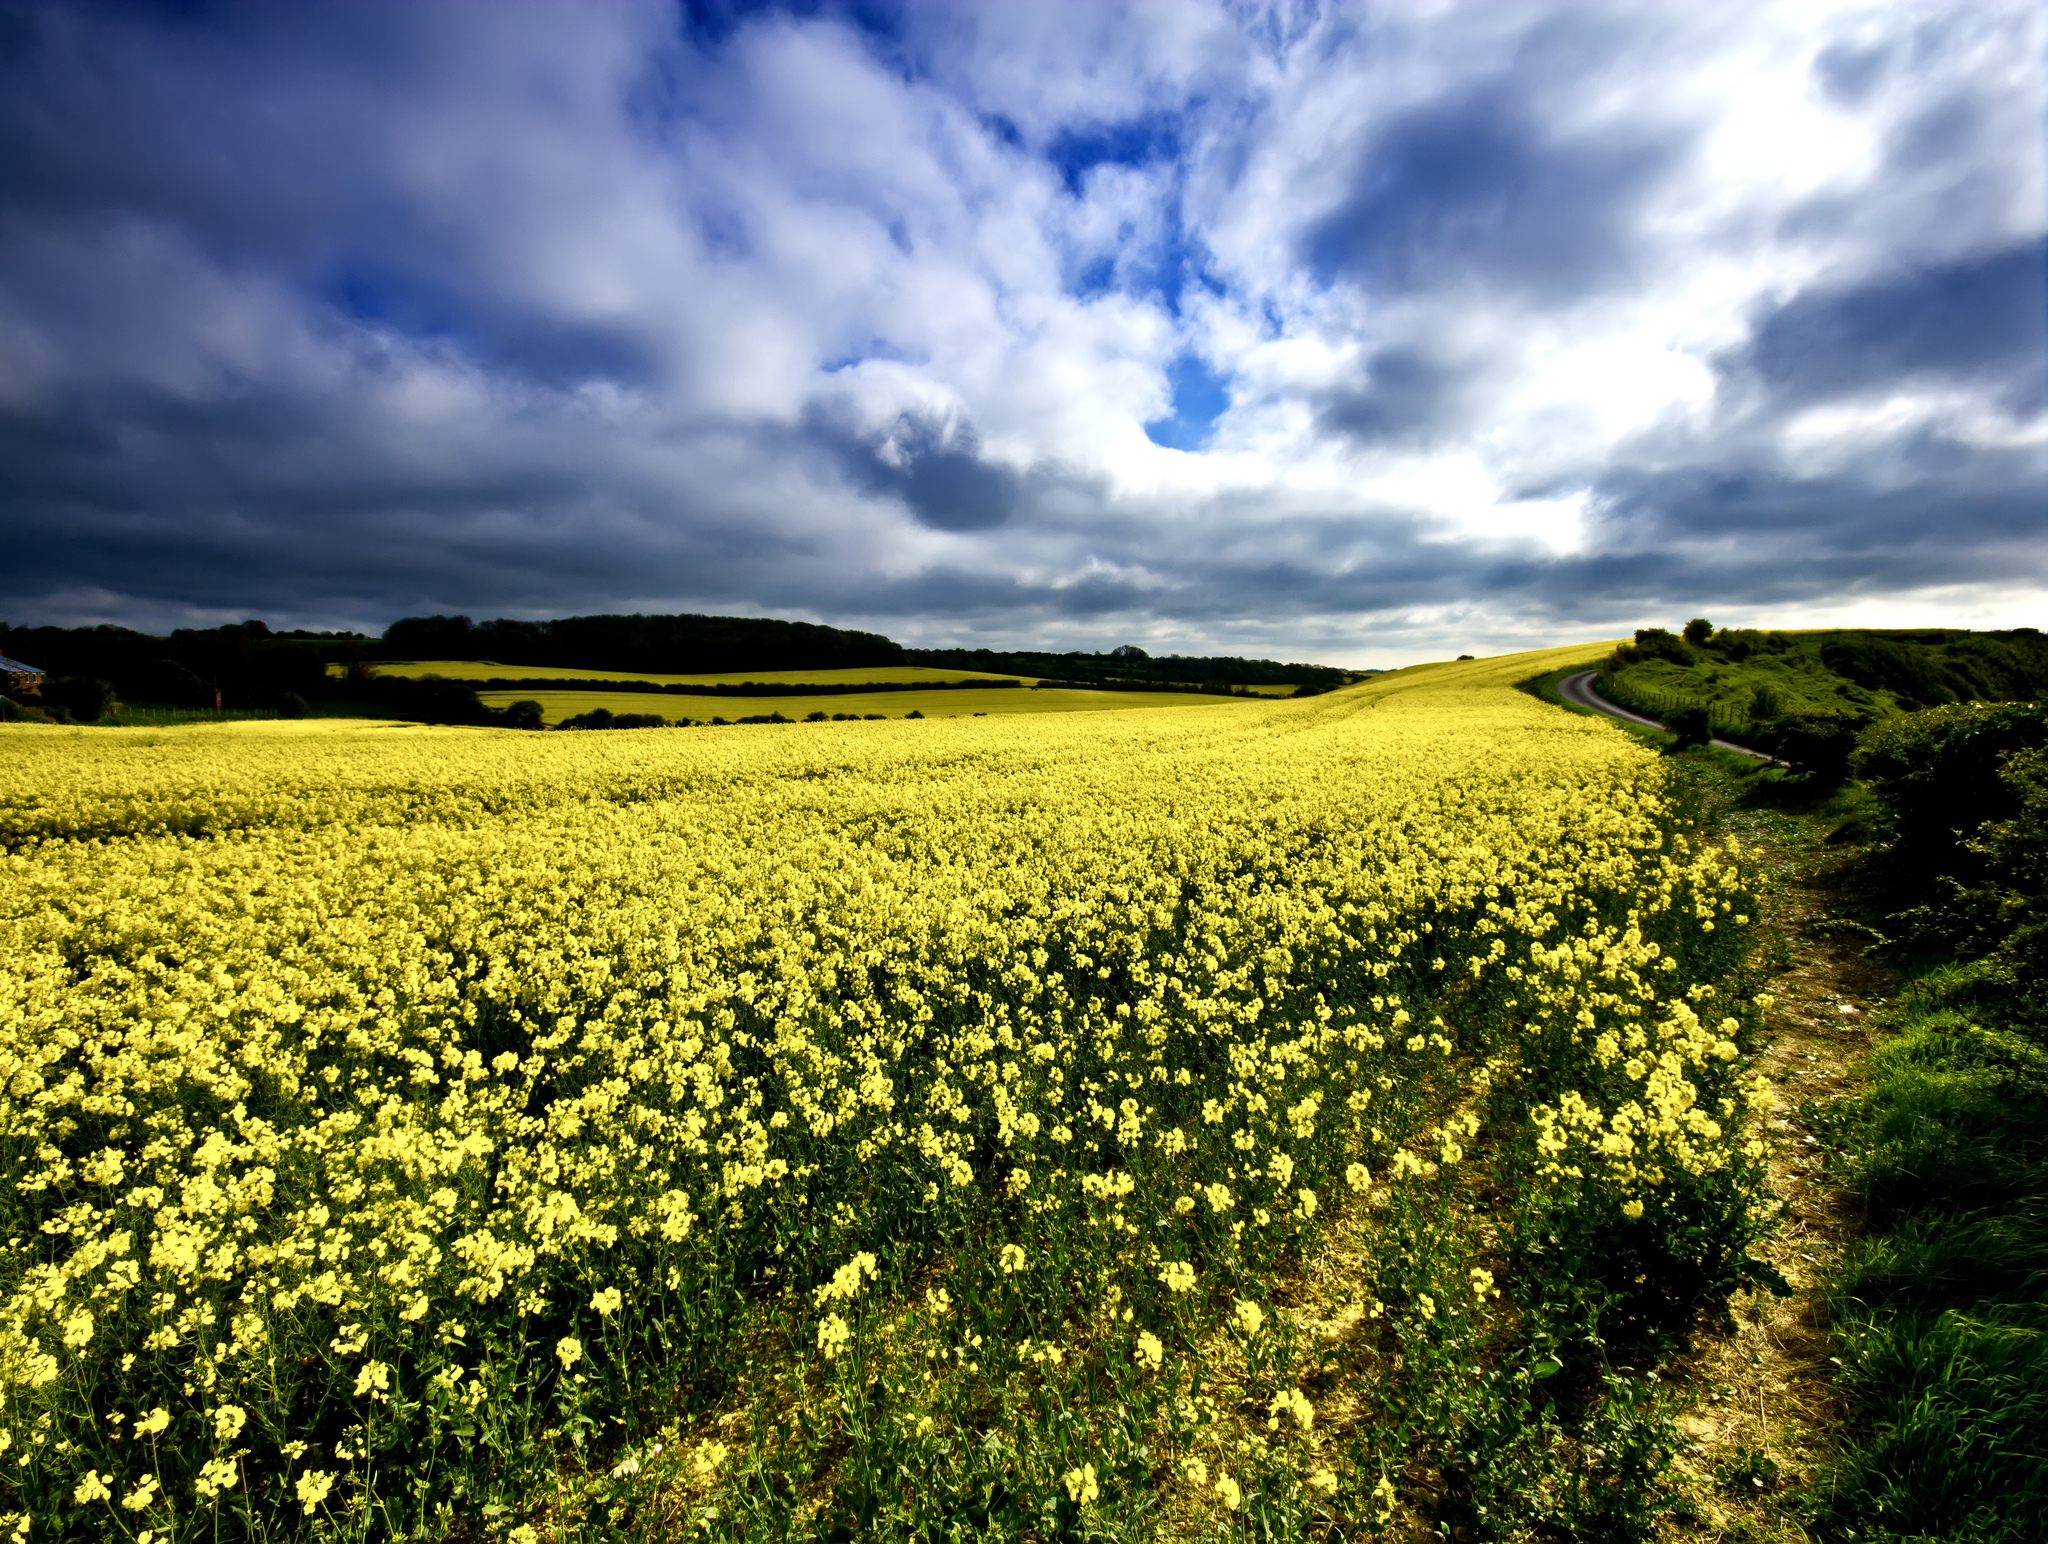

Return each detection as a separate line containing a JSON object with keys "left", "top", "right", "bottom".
{"left": 277, "top": 691, "right": 310, "bottom": 719}
{"left": 1755, "top": 712, "right": 1872, "bottom": 784}
{"left": 1662, "top": 705, "right": 1713, "bottom": 751}
{"left": 40, "top": 675, "right": 116, "bottom": 722}
{"left": 1630, "top": 628, "right": 1694, "bottom": 666}
{"left": 1854, "top": 702, "right": 2048, "bottom": 877}
{"left": 499, "top": 699, "right": 546, "bottom": 732}
{"left": 1682, "top": 618, "right": 1713, "bottom": 647}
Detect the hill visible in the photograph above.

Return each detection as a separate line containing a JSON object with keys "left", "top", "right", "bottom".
{"left": 1598, "top": 623, "right": 2048, "bottom": 734}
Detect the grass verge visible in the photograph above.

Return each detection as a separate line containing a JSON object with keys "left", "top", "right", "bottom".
{"left": 1804, "top": 960, "right": 2048, "bottom": 1543}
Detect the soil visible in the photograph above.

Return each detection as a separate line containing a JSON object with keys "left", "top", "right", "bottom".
{"left": 1663, "top": 785, "right": 1889, "bottom": 1542}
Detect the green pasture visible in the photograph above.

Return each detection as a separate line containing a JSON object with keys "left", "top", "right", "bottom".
{"left": 478, "top": 685, "right": 1258, "bottom": 725}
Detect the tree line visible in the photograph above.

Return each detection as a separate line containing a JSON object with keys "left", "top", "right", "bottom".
{"left": 0, "top": 614, "right": 1354, "bottom": 724}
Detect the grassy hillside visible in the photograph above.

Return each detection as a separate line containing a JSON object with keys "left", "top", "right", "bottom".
{"left": 1597, "top": 626, "right": 2048, "bottom": 737}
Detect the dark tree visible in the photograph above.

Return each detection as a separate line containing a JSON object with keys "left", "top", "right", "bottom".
{"left": 41, "top": 676, "right": 117, "bottom": 722}
{"left": 1662, "top": 705, "right": 1713, "bottom": 751}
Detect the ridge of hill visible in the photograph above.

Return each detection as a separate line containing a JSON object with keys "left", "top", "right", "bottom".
{"left": 378, "top": 612, "right": 903, "bottom": 675}
{"left": 907, "top": 643, "right": 1358, "bottom": 691}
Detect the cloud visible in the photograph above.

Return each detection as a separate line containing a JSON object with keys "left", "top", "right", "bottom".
{"left": 1316, "top": 347, "right": 1470, "bottom": 447}
{"left": 809, "top": 406, "right": 1026, "bottom": 532}
{"left": 1300, "top": 78, "right": 1684, "bottom": 306}
{"left": 0, "top": 0, "right": 2039, "bottom": 664}
{"left": 1739, "top": 239, "right": 2047, "bottom": 413}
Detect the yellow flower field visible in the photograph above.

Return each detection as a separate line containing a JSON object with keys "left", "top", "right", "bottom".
{"left": 368, "top": 662, "right": 1031, "bottom": 686}
{"left": 474, "top": 683, "right": 1252, "bottom": 724}
{"left": 0, "top": 644, "right": 1774, "bottom": 1541}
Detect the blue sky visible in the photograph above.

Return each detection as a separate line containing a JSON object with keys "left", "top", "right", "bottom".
{"left": 0, "top": 0, "right": 2041, "bottom": 664}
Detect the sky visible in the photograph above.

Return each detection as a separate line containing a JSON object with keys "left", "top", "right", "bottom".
{"left": 0, "top": 0, "right": 2042, "bottom": 667}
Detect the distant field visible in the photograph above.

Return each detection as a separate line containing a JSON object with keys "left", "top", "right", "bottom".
{"left": 478, "top": 685, "right": 1253, "bottom": 724}
{"left": 371, "top": 661, "right": 1034, "bottom": 686}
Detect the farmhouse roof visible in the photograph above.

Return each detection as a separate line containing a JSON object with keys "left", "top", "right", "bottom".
{"left": 0, "top": 655, "right": 43, "bottom": 676}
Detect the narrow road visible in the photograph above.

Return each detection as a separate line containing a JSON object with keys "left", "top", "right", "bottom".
{"left": 1558, "top": 670, "right": 1775, "bottom": 760}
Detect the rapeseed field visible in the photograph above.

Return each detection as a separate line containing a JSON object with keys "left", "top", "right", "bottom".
{"left": 0, "top": 645, "right": 1776, "bottom": 1541}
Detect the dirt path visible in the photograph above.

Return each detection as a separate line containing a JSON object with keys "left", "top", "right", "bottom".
{"left": 1663, "top": 796, "right": 1887, "bottom": 1540}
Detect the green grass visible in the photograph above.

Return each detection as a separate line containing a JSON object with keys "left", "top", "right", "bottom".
{"left": 477, "top": 685, "right": 1263, "bottom": 725}
{"left": 1811, "top": 964, "right": 2048, "bottom": 1543}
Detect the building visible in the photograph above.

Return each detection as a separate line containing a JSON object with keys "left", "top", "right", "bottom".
{"left": 0, "top": 655, "right": 44, "bottom": 698}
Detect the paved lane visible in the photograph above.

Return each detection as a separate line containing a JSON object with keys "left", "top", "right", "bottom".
{"left": 1558, "top": 670, "right": 1776, "bottom": 761}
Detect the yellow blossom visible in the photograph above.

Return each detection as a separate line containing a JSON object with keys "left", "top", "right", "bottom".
{"left": 1062, "top": 1463, "right": 1099, "bottom": 1505}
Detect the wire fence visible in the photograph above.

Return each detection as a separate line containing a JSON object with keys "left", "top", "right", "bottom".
{"left": 1595, "top": 672, "right": 1757, "bottom": 736}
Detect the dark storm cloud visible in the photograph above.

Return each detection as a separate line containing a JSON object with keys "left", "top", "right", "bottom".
{"left": 1301, "top": 80, "right": 1682, "bottom": 304}
{"left": 1738, "top": 240, "right": 2048, "bottom": 413}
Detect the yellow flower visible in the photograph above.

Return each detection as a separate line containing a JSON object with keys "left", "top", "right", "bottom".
{"left": 295, "top": 1470, "right": 335, "bottom": 1514}
{"left": 1182, "top": 1457, "right": 1209, "bottom": 1487}
{"left": 1135, "top": 1331, "right": 1164, "bottom": 1371}
{"left": 1062, "top": 1463, "right": 1100, "bottom": 1505}
{"left": 817, "top": 1314, "right": 852, "bottom": 1360}
{"left": 816, "top": 1252, "right": 880, "bottom": 1304}
{"left": 590, "top": 1287, "right": 624, "bottom": 1316}
{"left": 1234, "top": 1300, "right": 1264, "bottom": 1336}
{"left": 72, "top": 1472, "right": 112, "bottom": 1506}
{"left": 193, "top": 1457, "right": 240, "bottom": 1501}
{"left": 998, "top": 1244, "right": 1027, "bottom": 1274}
{"left": 1215, "top": 1473, "right": 1242, "bottom": 1510}
{"left": 134, "top": 1407, "right": 171, "bottom": 1438}
{"left": 121, "top": 1476, "right": 160, "bottom": 1513}
{"left": 1159, "top": 1261, "right": 1197, "bottom": 1294}
{"left": 555, "top": 1336, "right": 584, "bottom": 1370}
{"left": 1309, "top": 1467, "right": 1338, "bottom": 1494}
{"left": 1268, "top": 1387, "right": 1313, "bottom": 1432}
